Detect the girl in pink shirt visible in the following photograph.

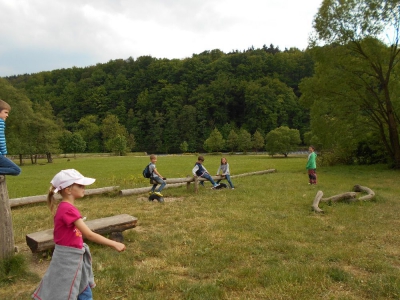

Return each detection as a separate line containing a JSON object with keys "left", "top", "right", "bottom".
{"left": 33, "top": 169, "right": 126, "bottom": 300}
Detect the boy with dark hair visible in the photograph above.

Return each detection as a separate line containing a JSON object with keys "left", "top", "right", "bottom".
{"left": 192, "top": 156, "right": 220, "bottom": 189}
{"left": 0, "top": 99, "right": 21, "bottom": 176}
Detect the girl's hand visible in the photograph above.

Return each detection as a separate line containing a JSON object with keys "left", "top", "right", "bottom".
{"left": 113, "top": 242, "right": 126, "bottom": 252}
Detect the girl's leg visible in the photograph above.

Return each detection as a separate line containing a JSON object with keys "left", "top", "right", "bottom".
{"left": 78, "top": 285, "right": 93, "bottom": 300}
{"left": 225, "top": 175, "right": 234, "bottom": 188}
{"left": 0, "top": 155, "right": 21, "bottom": 175}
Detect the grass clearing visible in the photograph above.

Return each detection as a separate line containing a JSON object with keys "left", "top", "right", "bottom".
{"left": 1, "top": 154, "right": 400, "bottom": 299}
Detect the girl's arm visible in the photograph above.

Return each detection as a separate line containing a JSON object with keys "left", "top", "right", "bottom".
{"left": 216, "top": 165, "right": 221, "bottom": 175}
{"left": 225, "top": 163, "right": 230, "bottom": 175}
{"left": 74, "top": 218, "right": 126, "bottom": 252}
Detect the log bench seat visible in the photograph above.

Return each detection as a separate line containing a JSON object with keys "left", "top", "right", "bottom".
{"left": 26, "top": 214, "right": 138, "bottom": 253}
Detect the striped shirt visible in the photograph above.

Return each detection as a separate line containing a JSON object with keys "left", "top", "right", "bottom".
{"left": 0, "top": 119, "right": 7, "bottom": 155}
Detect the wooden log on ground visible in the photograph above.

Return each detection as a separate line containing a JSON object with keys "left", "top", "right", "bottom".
{"left": 312, "top": 191, "right": 324, "bottom": 213}
{"left": 0, "top": 175, "right": 15, "bottom": 259}
{"left": 26, "top": 214, "right": 137, "bottom": 253}
{"left": 119, "top": 183, "right": 187, "bottom": 197}
{"left": 10, "top": 186, "right": 119, "bottom": 208}
{"left": 312, "top": 185, "right": 375, "bottom": 213}
{"left": 231, "top": 169, "right": 276, "bottom": 178}
{"left": 321, "top": 192, "right": 357, "bottom": 203}
{"left": 353, "top": 184, "right": 375, "bottom": 201}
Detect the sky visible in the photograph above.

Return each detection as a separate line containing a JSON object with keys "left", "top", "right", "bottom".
{"left": 0, "top": 0, "right": 323, "bottom": 77}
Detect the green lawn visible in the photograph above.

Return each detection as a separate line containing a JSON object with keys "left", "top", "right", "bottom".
{"left": 1, "top": 154, "right": 400, "bottom": 299}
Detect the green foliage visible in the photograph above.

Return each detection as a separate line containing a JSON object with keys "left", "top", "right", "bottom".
{"left": 308, "top": 0, "right": 400, "bottom": 168}
{"left": 203, "top": 128, "right": 225, "bottom": 153}
{"left": 226, "top": 130, "right": 239, "bottom": 153}
{"left": 106, "top": 134, "right": 127, "bottom": 156}
{"left": 237, "top": 128, "right": 252, "bottom": 153}
{"left": 252, "top": 130, "right": 265, "bottom": 152}
{"left": 265, "top": 126, "right": 301, "bottom": 157}
{"left": 59, "top": 131, "right": 86, "bottom": 156}
{"left": 5, "top": 46, "right": 314, "bottom": 154}
{"left": 179, "top": 141, "right": 188, "bottom": 153}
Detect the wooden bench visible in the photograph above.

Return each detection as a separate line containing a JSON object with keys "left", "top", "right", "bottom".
{"left": 26, "top": 214, "right": 138, "bottom": 253}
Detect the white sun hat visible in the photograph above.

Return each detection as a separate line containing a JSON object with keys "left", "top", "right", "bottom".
{"left": 51, "top": 169, "right": 96, "bottom": 193}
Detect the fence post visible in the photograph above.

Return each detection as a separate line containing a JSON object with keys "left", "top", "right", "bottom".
{"left": 0, "top": 176, "right": 15, "bottom": 259}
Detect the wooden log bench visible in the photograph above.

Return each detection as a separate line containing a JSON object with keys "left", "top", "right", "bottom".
{"left": 26, "top": 214, "right": 137, "bottom": 253}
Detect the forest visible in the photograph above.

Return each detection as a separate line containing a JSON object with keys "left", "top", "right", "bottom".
{"left": 1, "top": 45, "right": 313, "bottom": 157}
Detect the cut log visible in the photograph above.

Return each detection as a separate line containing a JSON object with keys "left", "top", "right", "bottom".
{"left": 10, "top": 186, "right": 119, "bottom": 208}
{"left": 119, "top": 183, "right": 186, "bottom": 196}
{"left": 26, "top": 214, "right": 137, "bottom": 253}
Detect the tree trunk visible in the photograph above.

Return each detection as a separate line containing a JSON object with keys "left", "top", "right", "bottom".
{"left": 0, "top": 176, "right": 15, "bottom": 259}
{"left": 46, "top": 152, "right": 53, "bottom": 163}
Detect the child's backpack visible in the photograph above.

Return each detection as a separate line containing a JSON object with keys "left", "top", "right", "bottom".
{"left": 142, "top": 163, "right": 152, "bottom": 178}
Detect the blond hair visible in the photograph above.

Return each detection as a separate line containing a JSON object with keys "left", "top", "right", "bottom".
{"left": 47, "top": 186, "right": 61, "bottom": 215}
{"left": 150, "top": 154, "right": 157, "bottom": 160}
{"left": 0, "top": 99, "right": 11, "bottom": 112}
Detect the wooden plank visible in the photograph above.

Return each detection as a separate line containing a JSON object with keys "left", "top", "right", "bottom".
{"left": 10, "top": 186, "right": 119, "bottom": 208}
{"left": 26, "top": 214, "right": 137, "bottom": 253}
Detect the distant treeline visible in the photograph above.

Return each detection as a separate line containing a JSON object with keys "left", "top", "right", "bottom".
{"left": 4, "top": 44, "right": 314, "bottom": 154}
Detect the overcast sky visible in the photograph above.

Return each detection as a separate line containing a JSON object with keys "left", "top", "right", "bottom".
{"left": 0, "top": 0, "right": 323, "bottom": 77}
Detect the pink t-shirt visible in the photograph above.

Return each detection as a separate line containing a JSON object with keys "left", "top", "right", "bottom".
{"left": 53, "top": 201, "right": 83, "bottom": 249}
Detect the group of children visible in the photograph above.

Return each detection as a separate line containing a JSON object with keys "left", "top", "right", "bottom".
{"left": 147, "top": 154, "right": 236, "bottom": 197}
{"left": 0, "top": 97, "right": 318, "bottom": 299}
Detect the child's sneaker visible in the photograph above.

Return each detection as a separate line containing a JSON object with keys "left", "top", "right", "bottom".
{"left": 154, "top": 191, "right": 163, "bottom": 197}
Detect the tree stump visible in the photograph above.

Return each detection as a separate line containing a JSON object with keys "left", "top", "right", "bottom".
{"left": 0, "top": 176, "right": 15, "bottom": 259}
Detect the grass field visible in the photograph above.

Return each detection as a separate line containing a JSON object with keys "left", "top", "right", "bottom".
{"left": 1, "top": 154, "right": 400, "bottom": 299}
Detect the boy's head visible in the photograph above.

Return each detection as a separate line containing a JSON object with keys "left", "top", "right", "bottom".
{"left": 309, "top": 145, "right": 315, "bottom": 152}
{"left": 0, "top": 99, "right": 11, "bottom": 121}
{"left": 198, "top": 156, "right": 204, "bottom": 163}
{"left": 150, "top": 154, "right": 157, "bottom": 163}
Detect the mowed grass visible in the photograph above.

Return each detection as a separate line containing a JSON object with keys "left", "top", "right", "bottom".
{"left": 1, "top": 154, "right": 400, "bottom": 299}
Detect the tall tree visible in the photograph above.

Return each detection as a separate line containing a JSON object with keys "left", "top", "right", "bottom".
{"left": 204, "top": 128, "right": 225, "bottom": 152}
{"left": 265, "top": 126, "right": 301, "bottom": 157}
{"left": 308, "top": 0, "right": 400, "bottom": 168}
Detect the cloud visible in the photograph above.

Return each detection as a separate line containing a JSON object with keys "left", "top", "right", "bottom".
{"left": 0, "top": 0, "right": 322, "bottom": 76}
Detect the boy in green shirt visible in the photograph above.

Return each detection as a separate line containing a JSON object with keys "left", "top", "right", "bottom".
{"left": 306, "top": 145, "right": 317, "bottom": 185}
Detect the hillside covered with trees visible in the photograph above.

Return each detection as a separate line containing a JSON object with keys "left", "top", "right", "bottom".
{"left": 3, "top": 45, "right": 314, "bottom": 156}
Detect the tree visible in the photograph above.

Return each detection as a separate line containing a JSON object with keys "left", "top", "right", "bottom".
{"left": 106, "top": 134, "right": 127, "bottom": 156}
{"left": 238, "top": 128, "right": 252, "bottom": 153}
{"left": 59, "top": 131, "right": 86, "bottom": 158}
{"left": 265, "top": 126, "right": 301, "bottom": 157}
{"left": 180, "top": 141, "right": 189, "bottom": 153}
{"left": 226, "top": 130, "right": 239, "bottom": 153}
{"left": 77, "top": 115, "right": 101, "bottom": 153}
{"left": 101, "top": 114, "right": 128, "bottom": 152}
{"left": 204, "top": 128, "right": 225, "bottom": 152}
{"left": 252, "top": 130, "right": 265, "bottom": 153}
{"left": 308, "top": 0, "right": 400, "bottom": 168}
{"left": 69, "top": 133, "right": 86, "bottom": 157}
